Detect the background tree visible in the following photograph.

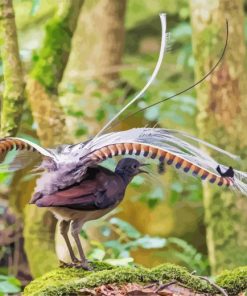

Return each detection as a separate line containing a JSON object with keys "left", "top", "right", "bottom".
{"left": 23, "top": 0, "right": 84, "bottom": 277}
{"left": 0, "top": 0, "right": 27, "bottom": 283}
{"left": 190, "top": 0, "right": 247, "bottom": 274}
{"left": 0, "top": 0, "right": 24, "bottom": 137}
{"left": 60, "top": 0, "right": 127, "bottom": 138}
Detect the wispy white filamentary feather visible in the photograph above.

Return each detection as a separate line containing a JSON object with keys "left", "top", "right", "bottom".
{"left": 82, "top": 128, "right": 247, "bottom": 196}
{"left": 0, "top": 128, "right": 247, "bottom": 196}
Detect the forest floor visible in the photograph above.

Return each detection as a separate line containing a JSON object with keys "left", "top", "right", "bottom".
{"left": 23, "top": 261, "right": 247, "bottom": 296}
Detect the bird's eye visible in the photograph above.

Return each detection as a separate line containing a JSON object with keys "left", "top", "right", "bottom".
{"left": 133, "top": 164, "right": 137, "bottom": 169}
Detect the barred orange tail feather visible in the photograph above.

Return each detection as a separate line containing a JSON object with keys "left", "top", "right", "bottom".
{"left": 81, "top": 128, "right": 244, "bottom": 195}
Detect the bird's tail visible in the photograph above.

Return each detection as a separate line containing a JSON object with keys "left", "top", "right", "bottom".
{"left": 0, "top": 137, "right": 55, "bottom": 172}
{"left": 81, "top": 128, "right": 247, "bottom": 196}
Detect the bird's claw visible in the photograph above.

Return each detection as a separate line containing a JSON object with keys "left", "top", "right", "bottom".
{"left": 59, "top": 259, "right": 92, "bottom": 270}
{"left": 74, "top": 262, "right": 93, "bottom": 271}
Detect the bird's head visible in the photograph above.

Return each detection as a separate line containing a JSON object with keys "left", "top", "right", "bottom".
{"left": 115, "top": 158, "right": 148, "bottom": 182}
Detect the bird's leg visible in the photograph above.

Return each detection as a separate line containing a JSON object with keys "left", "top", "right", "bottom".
{"left": 59, "top": 220, "right": 79, "bottom": 264}
{"left": 71, "top": 220, "right": 92, "bottom": 270}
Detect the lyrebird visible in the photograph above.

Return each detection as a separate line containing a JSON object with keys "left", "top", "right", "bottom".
{"left": 0, "top": 15, "right": 246, "bottom": 270}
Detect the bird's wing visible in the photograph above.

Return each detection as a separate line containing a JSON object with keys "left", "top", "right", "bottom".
{"left": 35, "top": 167, "right": 119, "bottom": 210}
{"left": 0, "top": 137, "right": 56, "bottom": 172}
{"left": 35, "top": 180, "right": 101, "bottom": 210}
{"left": 79, "top": 128, "right": 247, "bottom": 196}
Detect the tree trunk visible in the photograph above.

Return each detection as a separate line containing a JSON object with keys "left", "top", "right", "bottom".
{"left": 0, "top": 0, "right": 29, "bottom": 281}
{"left": 60, "top": 0, "right": 127, "bottom": 138}
{"left": 27, "top": 0, "right": 84, "bottom": 147}
{"left": 23, "top": 0, "right": 84, "bottom": 277}
{"left": 56, "top": 0, "right": 128, "bottom": 261}
{"left": 0, "top": 0, "right": 25, "bottom": 137}
{"left": 190, "top": 0, "right": 247, "bottom": 274}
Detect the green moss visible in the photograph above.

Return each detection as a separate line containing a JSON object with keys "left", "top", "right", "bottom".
{"left": 24, "top": 262, "right": 217, "bottom": 296}
{"left": 151, "top": 264, "right": 213, "bottom": 293}
{"left": 24, "top": 261, "right": 114, "bottom": 296}
{"left": 31, "top": 16, "right": 72, "bottom": 92}
{"left": 0, "top": 0, "right": 25, "bottom": 137}
{"left": 216, "top": 266, "right": 247, "bottom": 295}
{"left": 24, "top": 262, "right": 247, "bottom": 296}
{"left": 31, "top": 0, "right": 83, "bottom": 93}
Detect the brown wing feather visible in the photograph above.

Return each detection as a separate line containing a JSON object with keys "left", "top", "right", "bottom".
{"left": 34, "top": 166, "right": 123, "bottom": 211}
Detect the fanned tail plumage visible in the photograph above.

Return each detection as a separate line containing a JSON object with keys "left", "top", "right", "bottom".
{"left": 80, "top": 128, "right": 247, "bottom": 196}
{"left": 0, "top": 137, "right": 55, "bottom": 172}
{"left": 1, "top": 129, "right": 247, "bottom": 197}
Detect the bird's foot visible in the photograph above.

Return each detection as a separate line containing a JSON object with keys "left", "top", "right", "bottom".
{"left": 60, "top": 259, "right": 92, "bottom": 270}
{"left": 59, "top": 260, "right": 74, "bottom": 268}
{"left": 74, "top": 261, "right": 93, "bottom": 271}
{"left": 59, "top": 257, "right": 80, "bottom": 268}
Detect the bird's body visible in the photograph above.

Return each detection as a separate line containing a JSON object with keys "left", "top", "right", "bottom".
{"left": 31, "top": 166, "right": 127, "bottom": 212}
{"left": 36, "top": 166, "right": 125, "bottom": 223}
{"left": 29, "top": 158, "right": 145, "bottom": 269}
{"left": 0, "top": 128, "right": 245, "bottom": 269}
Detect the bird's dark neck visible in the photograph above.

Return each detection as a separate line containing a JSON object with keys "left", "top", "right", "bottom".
{"left": 115, "top": 170, "right": 133, "bottom": 185}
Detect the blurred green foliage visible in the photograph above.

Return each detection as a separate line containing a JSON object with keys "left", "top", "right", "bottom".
{"left": 84, "top": 217, "right": 166, "bottom": 266}
{"left": 165, "top": 237, "right": 209, "bottom": 275}
{"left": 0, "top": 274, "right": 21, "bottom": 295}
{"left": 2, "top": 0, "right": 246, "bottom": 282}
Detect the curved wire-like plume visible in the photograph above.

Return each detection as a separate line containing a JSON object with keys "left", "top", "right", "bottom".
{"left": 94, "top": 13, "right": 168, "bottom": 138}
{"left": 107, "top": 20, "right": 229, "bottom": 131}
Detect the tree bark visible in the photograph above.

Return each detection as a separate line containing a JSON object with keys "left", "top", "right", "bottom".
{"left": 56, "top": 0, "right": 128, "bottom": 261}
{"left": 0, "top": 0, "right": 30, "bottom": 281}
{"left": 60, "top": 0, "right": 127, "bottom": 138}
{"left": 0, "top": 0, "right": 25, "bottom": 137}
{"left": 23, "top": 0, "right": 84, "bottom": 277}
{"left": 190, "top": 0, "right": 247, "bottom": 274}
{"left": 26, "top": 0, "right": 84, "bottom": 147}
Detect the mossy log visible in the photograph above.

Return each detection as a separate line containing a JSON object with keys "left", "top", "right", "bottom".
{"left": 24, "top": 262, "right": 247, "bottom": 296}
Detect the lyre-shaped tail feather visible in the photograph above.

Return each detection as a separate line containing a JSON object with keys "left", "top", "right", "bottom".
{"left": 0, "top": 137, "right": 55, "bottom": 172}
{"left": 81, "top": 128, "right": 247, "bottom": 196}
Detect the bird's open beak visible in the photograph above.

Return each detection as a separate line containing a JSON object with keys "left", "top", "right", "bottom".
{"left": 139, "top": 163, "right": 150, "bottom": 174}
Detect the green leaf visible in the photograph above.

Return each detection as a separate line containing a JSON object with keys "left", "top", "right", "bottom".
{"left": 104, "top": 257, "right": 133, "bottom": 266}
{"left": 131, "top": 175, "right": 145, "bottom": 187}
{"left": 67, "top": 109, "right": 84, "bottom": 117}
{"left": 171, "top": 181, "right": 183, "bottom": 193}
{"left": 88, "top": 248, "right": 105, "bottom": 261}
{"left": 101, "top": 226, "right": 111, "bottom": 237}
{"left": 139, "top": 187, "right": 164, "bottom": 209}
{"left": 95, "top": 108, "right": 105, "bottom": 122}
{"left": 135, "top": 236, "right": 166, "bottom": 249}
{"left": 74, "top": 124, "right": 88, "bottom": 137}
{"left": 0, "top": 275, "right": 8, "bottom": 281}
{"left": 144, "top": 105, "right": 160, "bottom": 121}
{"left": 80, "top": 229, "right": 88, "bottom": 239}
{"left": 90, "top": 240, "right": 105, "bottom": 250}
{"left": 0, "top": 276, "right": 21, "bottom": 293}
{"left": 103, "top": 240, "right": 124, "bottom": 257}
{"left": 109, "top": 218, "right": 141, "bottom": 239}
{"left": 8, "top": 276, "right": 21, "bottom": 287}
